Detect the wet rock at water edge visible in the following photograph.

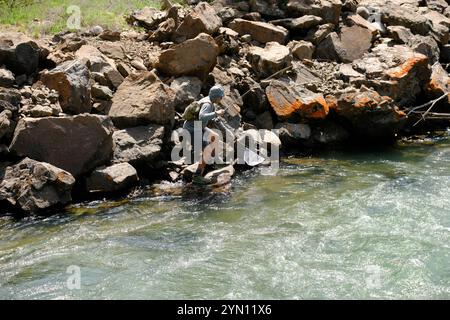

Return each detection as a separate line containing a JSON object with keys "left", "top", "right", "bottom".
{"left": 86, "top": 163, "right": 138, "bottom": 193}
{"left": 9, "top": 114, "right": 114, "bottom": 177}
{"left": 0, "top": 158, "right": 75, "bottom": 212}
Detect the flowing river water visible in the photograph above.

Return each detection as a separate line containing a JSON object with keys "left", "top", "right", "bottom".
{"left": 0, "top": 132, "right": 449, "bottom": 299}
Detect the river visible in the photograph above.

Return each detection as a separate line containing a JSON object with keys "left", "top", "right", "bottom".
{"left": 0, "top": 131, "right": 449, "bottom": 299}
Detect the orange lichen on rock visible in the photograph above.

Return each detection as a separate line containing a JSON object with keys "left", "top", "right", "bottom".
{"left": 386, "top": 55, "right": 428, "bottom": 79}
{"left": 266, "top": 80, "right": 329, "bottom": 120}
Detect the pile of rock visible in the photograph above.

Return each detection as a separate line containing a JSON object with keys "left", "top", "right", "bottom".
{"left": 2, "top": 0, "right": 450, "bottom": 214}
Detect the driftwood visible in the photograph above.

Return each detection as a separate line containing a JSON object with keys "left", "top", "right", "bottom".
{"left": 405, "top": 92, "right": 450, "bottom": 126}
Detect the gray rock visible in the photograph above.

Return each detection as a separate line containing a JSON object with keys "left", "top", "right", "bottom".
{"left": 249, "top": 0, "right": 285, "bottom": 18}
{"left": 0, "top": 110, "right": 12, "bottom": 140}
{"left": 128, "top": 7, "right": 166, "bottom": 30}
{"left": 40, "top": 59, "right": 92, "bottom": 114}
{"left": 316, "top": 25, "right": 373, "bottom": 62}
{"left": 86, "top": 163, "right": 138, "bottom": 193}
{"left": 0, "top": 158, "right": 75, "bottom": 212}
{"left": 109, "top": 71, "right": 176, "bottom": 128}
{"left": 271, "top": 15, "right": 323, "bottom": 31}
{"left": 275, "top": 122, "right": 312, "bottom": 146}
{"left": 9, "top": 114, "right": 114, "bottom": 176}
{"left": 112, "top": 124, "right": 165, "bottom": 165}
{"left": 306, "top": 23, "right": 335, "bottom": 45}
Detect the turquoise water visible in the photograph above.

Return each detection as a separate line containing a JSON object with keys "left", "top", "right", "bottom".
{"left": 0, "top": 132, "right": 449, "bottom": 299}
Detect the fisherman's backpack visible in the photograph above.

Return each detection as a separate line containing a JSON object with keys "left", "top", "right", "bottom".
{"left": 181, "top": 101, "right": 202, "bottom": 121}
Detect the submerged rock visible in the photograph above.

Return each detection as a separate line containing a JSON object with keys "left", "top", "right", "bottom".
{"left": 0, "top": 158, "right": 75, "bottom": 212}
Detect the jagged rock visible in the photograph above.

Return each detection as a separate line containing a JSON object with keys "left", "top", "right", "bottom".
{"left": 346, "top": 14, "right": 379, "bottom": 37}
{"left": 109, "top": 71, "right": 176, "bottom": 128}
{"left": 156, "top": 33, "right": 219, "bottom": 78}
{"left": 306, "top": 23, "right": 335, "bottom": 45}
{"left": 99, "top": 30, "right": 121, "bottom": 41}
{"left": 426, "top": 0, "right": 448, "bottom": 13}
{"left": 91, "top": 84, "right": 113, "bottom": 100}
{"left": 149, "top": 18, "right": 177, "bottom": 43}
{"left": 174, "top": 2, "right": 222, "bottom": 42}
{"left": 9, "top": 114, "right": 114, "bottom": 176}
{"left": 128, "top": 7, "right": 166, "bottom": 30}
{"left": 0, "top": 158, "right": 75, "bottom": 212}
{"left": 286, "top": 0, "right": 342, "bottom": 25}
{"left": 104, "top": 68, "right": 124, "bottom": 89}
{"left": 75, "top": 45, "right": 116, "bottom": 73}
{"left": 381, "top": 3, "right": 430, "bottom": 35}
{"left": 86, "top": 163, "right": 138, "bottom": 193}
{"left": 423, "top": 9, "right": 450, "bottom": 44}
{"left": 271, "top": 15, "right": 323, "bottom": 31}
{"left": 387, "top": 25, "right": 414, "bottom": 43}
{"left": 0, "top": 68, "right": 15, "bottom": 88}
{"left": 112, "top": 124, "right": 165, "bottom": 165}
{"left": 275, "top": 122, "right": 312, "bottom": 146}
{"left": 228, "top": 18, "right": 289, "bottom": 44}
{"left": 407, "top": 35, "right": 440, "bottom": 64}
{"left": 316, "top": 25, "right": 372, "bottom": 62}
{"left": 40, "top": 59, "right": 92, "bottom": 114}
{"left": 247, "top": 42, "right": 292, "bottom": 78}
{"left": 351, "top": 44, "right": 431, "bottom": 106}
{"left": 288, "top": 40, "right": 315, "bottom": 60}
{"left": 241, "top": 78, "right": 269, "bottom": 114}
{"left": 266, "top": 79, "right": 329, "bottom": 120}
{"left": 0, "top": 32, "right": 41, "bottom": 75}
{"left": 330, "top": 88, "right": 407, "bottom": 139}
{"left": 170, "top": 76, "right": 202, "bottom": 109}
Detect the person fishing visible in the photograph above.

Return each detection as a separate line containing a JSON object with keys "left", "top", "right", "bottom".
{"left": 182, "top": 85, "right": 226, "bottom": 181}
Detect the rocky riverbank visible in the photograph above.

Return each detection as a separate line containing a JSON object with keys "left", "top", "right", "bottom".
{"left": 1, "top": 0, "right": 450, "bottom": 214}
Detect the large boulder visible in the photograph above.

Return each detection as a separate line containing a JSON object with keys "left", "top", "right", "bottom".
{"left": 112, "top": 124, "right": 165, "bottom": 165}
{"left": 9, "top": 115, "right": 114, "bottom": 177}
{"left": 266, "top": 79, "right": 329, "bottom": 120}
{"left": 174, "top": 2, "right": 222, "bottom": 41}
{"left": 315, "top": 26, "right": 373, "bottom": 62}
{"left": 0, "top": 158, "right": 75, "bottom": 212}
{"left": 247, "top": 42, "right": 292, "bottom": 78}
{"left": 351, "top": 44, "right": 431, "bottom": 106}
{"left": 75, "top": 45, "right": 116, "bottom": 73}
{"left": 40, "top": 60, "right": 92, "bottom": 114}
{"left": 275, "top": 122, "right": 312, "bottom": 146}
{"left": 329, "top": 88, "right": 407, "bottom": 139}
{"left": 286, "top": 0, "right": 342, "bottom": 25}
{"left": 170, "top": 76, "right": 203, "bottom": 109}
{"left": 249, "top": 0, "right": 285, "bottom": 18}
{"left": 156, "top": 33, "right": 219, "bottom": 78}
{"left": 380, "top": 3, "right": 430, "bottom": 35}
{"left": 228, "top": 18, "right": 289, "bottom": 44}
{"left": 0, "top": 32, "right": 41, "bottom": 75}
{"left": 86, "top": 163, "right": 138, "bottom": 193}
{"left": 271, "top": 15, "right": 323, "bottom": 31}
{"left": 108, "top": 71, "right": 176, "bottom": 128}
